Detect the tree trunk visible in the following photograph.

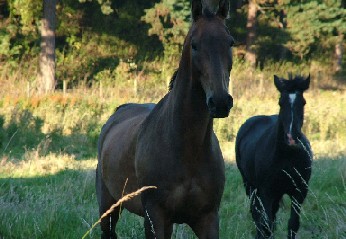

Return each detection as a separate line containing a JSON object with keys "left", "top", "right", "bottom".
{"left": 236, "top": 0, "right": 243, "bottom": 9}
{"left": 0, "top": 0, "right": 9, "bottom": 19}
{"left": 279, "top": 9, "right": 288, "bottom": 60}
{"left": 245, "top": 0, "right": 257, "bottom": 69}
{"left": 334, "top": 33, "right": 344, "bottom": 72}
{"left": 39, "top": 0, "right": 57, "bottom": 93}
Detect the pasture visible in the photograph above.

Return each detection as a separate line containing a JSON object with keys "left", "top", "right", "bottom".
{"left": 0, "top": 76, "right": 345, "bottom": 238}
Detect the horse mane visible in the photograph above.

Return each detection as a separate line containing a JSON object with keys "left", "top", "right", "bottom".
{"left": 168, "top": 70, "right": 178, "bottom": 92}
{"left": 202, "top": 8, "right": 215, "bottom": 18}
{"left": 284, "top": 73, "right": 307, "bottom": 92}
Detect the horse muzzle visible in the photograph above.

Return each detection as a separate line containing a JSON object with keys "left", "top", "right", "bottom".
{"left": 207, "top": 94, "right": 233, "bottom": 118}
{"left": 286, "top": 133, "right": 296, "bottom": 146}
{"left": 286, "top": 132, "right": 303, "bottom": 147}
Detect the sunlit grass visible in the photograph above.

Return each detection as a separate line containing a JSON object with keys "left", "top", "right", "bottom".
{"left": 0, "top": 153, "right": 96, "bottom": 178}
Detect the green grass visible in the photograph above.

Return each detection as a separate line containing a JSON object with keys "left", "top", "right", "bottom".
{"left": 221, "top": 158, "right": 346, "bottom": 239}
{"left": 0, "top": 154, "right": 345, "bottom": 238}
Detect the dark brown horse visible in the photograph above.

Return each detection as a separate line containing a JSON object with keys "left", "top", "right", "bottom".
{"left": 96, "top": 0, "right": 234, "bottom": 238}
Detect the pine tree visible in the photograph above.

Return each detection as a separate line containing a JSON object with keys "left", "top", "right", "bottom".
{"left": 141, "top": 0, "right": 190, "bottom": 60}
{"left": 284, "top": 0, "right": 346, "bottom": 61}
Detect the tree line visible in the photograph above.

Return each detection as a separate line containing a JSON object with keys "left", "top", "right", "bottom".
{"left": 0, "top": 0, "right": 345, "bottom": 92}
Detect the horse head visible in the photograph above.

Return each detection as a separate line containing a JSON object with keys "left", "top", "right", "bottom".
{"left": 274, "top": 74, "right": 310, "bottom": 146}
{"left": 189, "top": 0, "right": 234, "bottom": 118}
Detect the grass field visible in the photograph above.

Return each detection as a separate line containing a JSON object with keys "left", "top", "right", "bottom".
{"left": 0, "top": 152, "right": 345, "bottom": 238}
{"left": 0, "top": 76, "right": 345, "bottom": 238}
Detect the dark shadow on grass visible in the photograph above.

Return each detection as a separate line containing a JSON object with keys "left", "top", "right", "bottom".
{"left": 0, "top": 111, "right": 99, "bottom": 161}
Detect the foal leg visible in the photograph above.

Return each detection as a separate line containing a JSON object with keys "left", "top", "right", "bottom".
{"left": 190, "top": 210, "right": 219, "bottom": 239}
{"left": 287, "top": 192, "right": 307, "bottom": 239}
{"left": 250, "top": 192, "right": 274, "bottom": 239}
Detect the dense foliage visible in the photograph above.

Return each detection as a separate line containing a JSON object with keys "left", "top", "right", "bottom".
{"left": 0, "top": 0, "right": 345, "bottom": 90}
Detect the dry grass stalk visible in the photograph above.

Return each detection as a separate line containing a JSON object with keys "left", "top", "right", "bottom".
{"left": 81, "top": 185, "right": 157, "bottom": 239}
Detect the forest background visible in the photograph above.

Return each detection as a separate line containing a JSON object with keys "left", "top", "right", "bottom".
{"left": 0, "top": 0, "right": 345, "bottom": 238}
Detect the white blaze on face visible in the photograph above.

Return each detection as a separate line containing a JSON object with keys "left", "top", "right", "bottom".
{"left": 288, "top": 93, "right": 296, "bottom": 134}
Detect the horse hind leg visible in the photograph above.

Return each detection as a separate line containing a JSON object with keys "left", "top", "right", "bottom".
{"left": 96, "top": 166, "right": 120, "bottom": 239}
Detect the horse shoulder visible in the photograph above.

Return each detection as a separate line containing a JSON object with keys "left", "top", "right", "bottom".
{"left": 236, "top": 115, "right": 278, "bottom": 182}
{"left": 236, "top": 115, "right": 277, "bottom": 152}
{"left": 135, "top": 95, "right": 175, "bottom": 163}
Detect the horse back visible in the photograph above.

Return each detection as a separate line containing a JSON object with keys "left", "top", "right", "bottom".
{"left": 236, "top": 115, "right": 277, "bottom": 152}
{"left": 98, "top": 103, "right": 155, "bottom": 157}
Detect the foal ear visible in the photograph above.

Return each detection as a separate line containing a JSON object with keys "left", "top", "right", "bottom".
{"left": 192, "top": 0, "right": 203, "bottom": 22}
{"left": 300, "top": 74, "right": 310, "bottom": 91}
{"left": 274, "top": 75, "right": 285, "bottom": 92}
{"left": 217, "top": 0, "right": 230, "bottom": 19}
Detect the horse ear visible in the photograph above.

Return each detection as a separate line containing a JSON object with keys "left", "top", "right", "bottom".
{"left": 217, "top": 0, "right": 229, "bottom": 19}
{"left": 192, "top": 0, "right": 203, "bottom": 22}
{"left": 274, "top": 75, "right": 285, "bottom": 92}
{"left": 300, "top": 74, "right": 310, "bottom": 91}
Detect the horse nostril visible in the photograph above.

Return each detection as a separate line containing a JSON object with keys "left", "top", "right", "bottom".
{"left": 227, "top": 94, "right": 233, "bottom": 109}
{"left": 287, "top": 133, "right": 296, "bottom": 145}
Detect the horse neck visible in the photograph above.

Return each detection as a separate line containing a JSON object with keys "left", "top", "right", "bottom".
{"left": 275, "top": 117, "right": 286, "bottom": 147}
{"left": 166, "top": 45, "right": 213, "bottom": 147}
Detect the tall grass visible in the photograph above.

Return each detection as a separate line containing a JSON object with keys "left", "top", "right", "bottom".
{"left": 0, "top": 68, "right": 345, "bottom": 238}
{"left": 0, "top": 154, "right": 344, "bottom": 238}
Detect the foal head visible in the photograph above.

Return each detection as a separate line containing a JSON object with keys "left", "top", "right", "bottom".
{"left": 189, "top": 0, "right": 234, "bottom": 118}
{"left": 274, "top": 74, "right": 310, "bottom": 146}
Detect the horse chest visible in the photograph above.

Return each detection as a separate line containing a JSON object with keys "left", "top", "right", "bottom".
{"left": 264, "top": 163, "right": 311, "bottom": 195}
{"left": 165, "top": 176, "right": 218, "bottom": 219}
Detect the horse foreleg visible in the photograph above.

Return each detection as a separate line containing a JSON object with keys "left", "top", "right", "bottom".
{"left": 190, "top": 210, "right": 219, "bottom": 239}
{"left": 144, "top": 205, "right": 171, "bottom": 239}
{"left": 287, "top": 192, "right": 306, "bottom": 239}
{"left": 250, "top": 191, "right": 275, "bottom": 239}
